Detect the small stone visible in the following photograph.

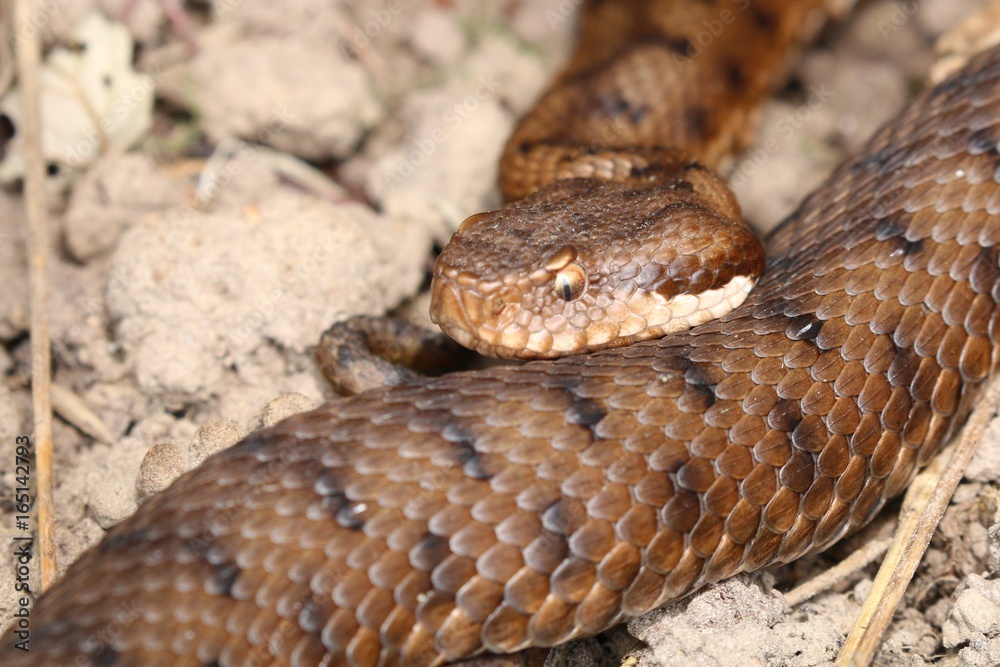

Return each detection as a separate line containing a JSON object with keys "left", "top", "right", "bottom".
{"left": 628, "top": 575, "right": 787, "bottom": 666}
{"left": 884, "top": 607, "right": 938, "bottom": 659}
{"left": 191, "top": 418, "right": 242, "bottom": 464}
{"left": 919, "top": 0, "right": 987, "bottom": 39}
{"left": 63, "top": 152, "right": 183, "bottom": 261}
{"left": 107, "top": 193, "right": 429, "bottom": 409}
{"left": 926, "top": 596, "right": 957, "bottom": 632}
{"left": 88, "top": 478, "right": 138, "bottom": 529}
{"left": 989, "top": 522, "right": 1000, "bottom": 574}
{"left": 136, "top": 443, "right": 189, "bottom": 501}
{"left": 943, "top": 574, "right": 1000, "bottom": 648}
{"left": 966, "top": 417, "right": 1000, "bottom": 482}
{"left": 156, "top": 24, "right": 383, "bottom": 161}
{"left": 259, "top": 393, "right": 319, "bottom": 428}
{"left": 409, "top": 9, "right": 467, "bottom": 64}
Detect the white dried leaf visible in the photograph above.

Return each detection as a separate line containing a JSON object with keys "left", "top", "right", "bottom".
{"left": 0, "top": 11, "right": 153, "bottom": 186}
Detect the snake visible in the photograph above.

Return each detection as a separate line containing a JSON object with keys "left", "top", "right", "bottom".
{"left": 6, "top": 1, "right": 1000, "bottom": 665}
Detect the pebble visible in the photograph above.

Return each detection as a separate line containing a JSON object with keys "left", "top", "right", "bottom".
{"left": 191, "top": 418, "right": 242, "bottom": 465}
{"left": 136, "top": 443, "right": 189, "bottom": 501}
{"left": 942, "top": 575, "right": 1000, "bottom": 666}
{"left": 260, "top": 393, "right": 320, "bottom": 428}
{"left": 410, "top": 9, "right": 468, "bottom": 63}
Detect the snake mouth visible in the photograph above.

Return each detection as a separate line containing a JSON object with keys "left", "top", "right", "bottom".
{"left": 429, "top": 275, "right": 478, "bottom": 351}
{"left": 430, "top": 271, "right": 589, "bottom": 359}
{"left": 430, "top": 272, "right": 533, "bottom": 357}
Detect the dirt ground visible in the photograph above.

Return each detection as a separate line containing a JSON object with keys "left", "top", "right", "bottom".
{"left": 2, "top": 0, "right": 1000, "bottom": 665}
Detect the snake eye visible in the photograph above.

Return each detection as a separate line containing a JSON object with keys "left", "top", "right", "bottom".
{"left": 554, "top": 263, "right": 587, "bottom": 301}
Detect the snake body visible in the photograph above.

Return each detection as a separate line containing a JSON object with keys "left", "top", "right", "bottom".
{"left": 6, "top": 2, "right": 1000, "bottom": 666}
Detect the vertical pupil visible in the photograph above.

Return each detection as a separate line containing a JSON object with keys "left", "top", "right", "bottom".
{"left": 561, "top": 278, "right": 573, "bottom": 300}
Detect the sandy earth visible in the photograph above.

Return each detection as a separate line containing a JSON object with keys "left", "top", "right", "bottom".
{"left": 2, "top": 0, "right": 1000, "bottom": 665}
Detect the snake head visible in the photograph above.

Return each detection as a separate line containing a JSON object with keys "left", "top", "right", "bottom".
{"left": 431, "top": 178, "right": 764, "bottom": 359}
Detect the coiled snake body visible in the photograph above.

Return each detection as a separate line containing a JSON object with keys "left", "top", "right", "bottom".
{"left": 6, "top": 1, "right": 1000, "bottom": 665}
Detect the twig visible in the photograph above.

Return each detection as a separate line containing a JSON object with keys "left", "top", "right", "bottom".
{"left": 13, "top": 0, "right": 57, "bottom": 590}
{"left": 835, "top": 376, "right": 1000, "bottom": 666}
{"left": 50, "top": 383, "right": 115, "bottom": 446}
{"left": 783, "top": 535, "right": 893, "bottom": 608}
{"left": 0, "top": 2, "right": 15, "bottom": 97}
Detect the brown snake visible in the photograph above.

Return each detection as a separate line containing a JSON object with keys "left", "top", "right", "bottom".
{"left": 7, "top": 1, "right": 1000, "bottom": 665}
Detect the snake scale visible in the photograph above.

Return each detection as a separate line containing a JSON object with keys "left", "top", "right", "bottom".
{"left": 6, "top": 1, "right": 1000, "bottom": 665}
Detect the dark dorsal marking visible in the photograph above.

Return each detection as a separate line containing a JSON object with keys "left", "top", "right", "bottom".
{"left": 442, "top": 422, "right": 491, "bottom": 480}
{"left": 564, "top": 388, "right": 607, "bottom": 436}
{"left": 769, "top": 399, "right": 803, "bottom": 432}
{"left": 973, "top": 245, "right": 1000, "bottom": 296}
{"left": 785, "top": 313, "right": 824, "bottom": 342}
{"left": 315, "top": 474, "right": 366, "bottom": 530}
{"left": 91, "top": 646, "right": 122, "bottom": 667}
{"left": 887, "top": 343, "right": 921, "bottom": 387}
{"left": 542, "top": 497, "right": 588, "bottom": 537}
{"left": 298, "top": 595, "right": 326, "bottom": 636}
{"left": 99, "top": 527, "right": 150, "bottom": 554}
{"left": 207, "top": 563, "right": 240, "bottom": 597}
{"left": 875, "top": 216, "right": 924, "bottom": 258}
{"left": 874, "top": 217, "right": 906, "bottom": 241}
{"left": 852, "top": 143, "right": 909, "bottom": 176}
{"left": 903, "top": 237, "right": 925, "bottom": 259}
{"left": 335, "top": 341, "right": 355, "bottom": 367}
{"left": 750, "top": 5, "right": 778, "bottom": 31}
{"left": 663, "top": 34, "right": 695, "bottom": 57}
{"left": 683, "top": 362, "right": 719, "bottom": 394}
{"left": 594, "top": 90, "right": 649, "bottom": 124}
{"left": 724, "top": 61, "right": 746, "bottom": 88}
{"left": 454, "top": 439, "right": 490, "bottom": 480}
{"left": 410, "top": 533, "right": 451, "bottom": 572}
{"left": 687, "top": 381, "right": 717, "bottom": 409}
{"left": 686, "top": 107, "right": 709, "bottom": 136}
{"left": 968, "top": 126, "right": 1000, "bottom": 157}
{"left": 184, "top": 532, "right": 242, "bottom": 598}
{"left": 234, "top": 431, "right": 274, "bottom": 453}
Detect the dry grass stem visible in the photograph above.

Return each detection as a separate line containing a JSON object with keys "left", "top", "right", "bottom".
{"left": 13, "top": 0, "right": 57, "bottom": 590}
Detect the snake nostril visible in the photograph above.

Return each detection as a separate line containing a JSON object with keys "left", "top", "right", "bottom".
{"left": 491, "top": 297, "right": 520, "bottom": 326}
{"left": 492, "top": 296, "right": 511, "bottom": 315}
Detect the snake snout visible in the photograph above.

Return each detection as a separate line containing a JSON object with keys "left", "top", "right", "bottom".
{"left": 429, "top": 274, "right": 477, "bottom": 350}
{"left": 431, "top": 266, "right": 550, "bottom": 357}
